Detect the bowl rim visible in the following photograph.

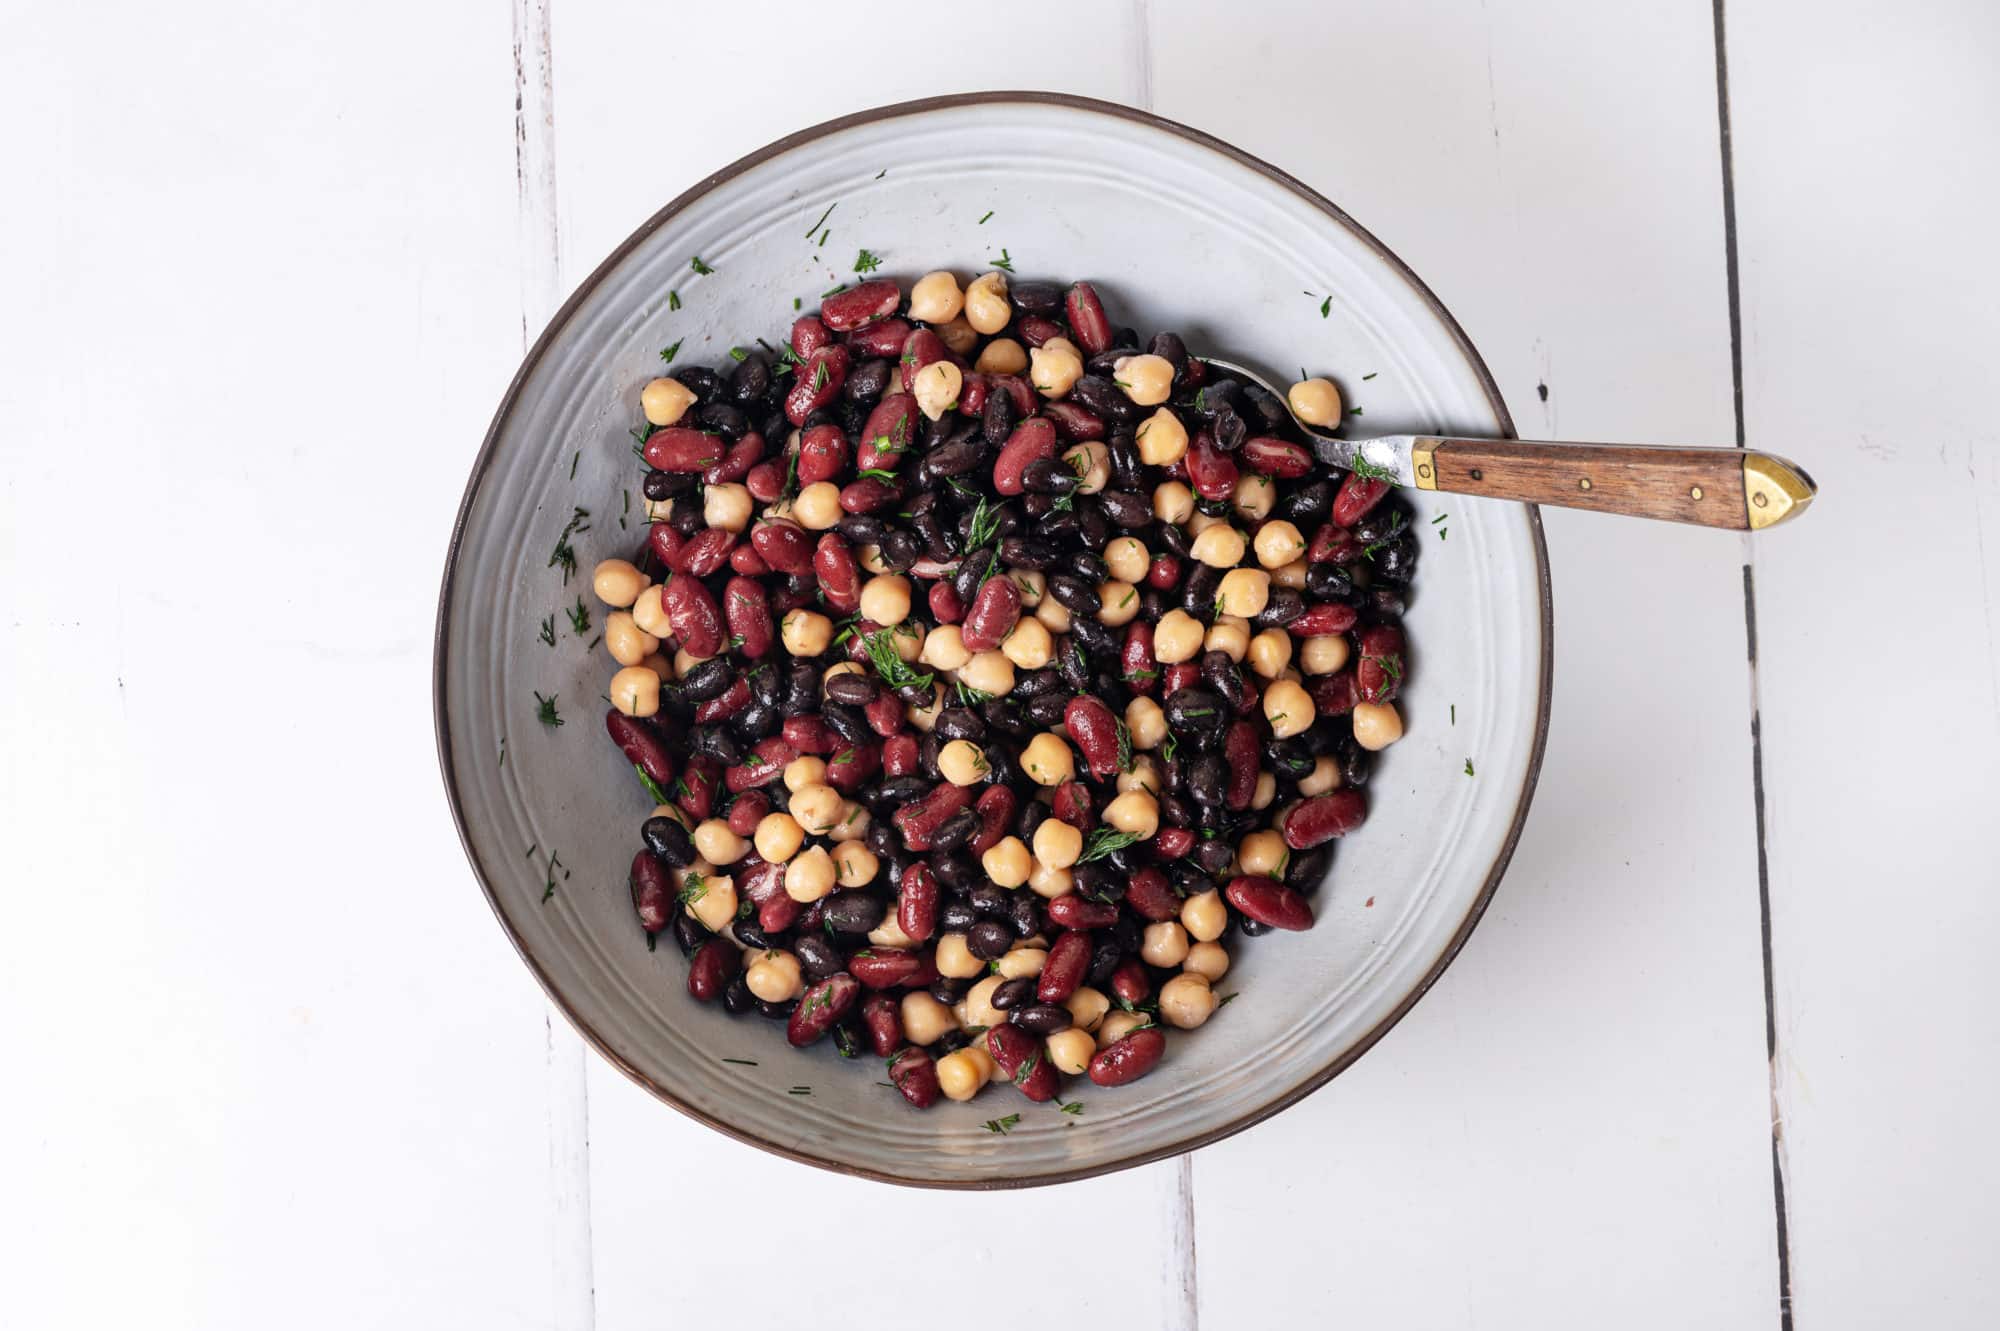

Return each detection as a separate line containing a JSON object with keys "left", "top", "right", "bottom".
{"left": 434, "top": 90, "right": 1553, "bottom": 1189}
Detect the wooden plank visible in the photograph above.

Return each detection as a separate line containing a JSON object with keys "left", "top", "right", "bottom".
{"left": 1727, "top": 2, "right": 2000, "bottom": 1325}
{"left": 1146, "top": 1, "right": 1783, "bottom": 1324}
{"left": 0, "top": 4, "right": 570, "bottom": 1327}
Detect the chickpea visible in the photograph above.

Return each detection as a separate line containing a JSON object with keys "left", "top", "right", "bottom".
{"left": 1232, "top": 472, "right": 1276, "bottom": 521}
{"left": 792, "top": 481, "right": 843, "bottom": 531}
{"left": 1062, "top": 442, "right": 1108, "bottom": 496}
{"left": 1104, "top": 537, "right": 1150, "bottom": 584}
{"left": 1118, "top": 755, "right": 1162, "bottom": 796}
{"left": 1027, "top": 858, "right": 1074, "bottom": 899}
{"left": 744, "top": 949, "right": 803, "bottom": 1003}
{"left": 1034, "top": 596, "right": 1073, "bottom": 632}
{"left": 673, "top": 646, "right": 711, "bottom": 676}
{"left": 1029, "top": 342, "right": 1084, "bottom": 399}
{"left": 640, "top": 376, "right": 696, "bottom": 426}
{"left": 783, "top": 846, "right": 837, "bottom": 903}
{"left": 754, "top": 812, "right": 805, "bottom": 863}
{"left": 1352, "top": 700, "right": 1405, "bottom": 751}
{"left": 908, "top": 270, "right": 964, "bottom": 324}
{"left": 906, "top": 681, "right": 947, "bottom": 731}
{"left": 1152, "top": 480, "right": 1195, "bottom": 524}
{"left": 1141, "top": 920, "right": 1191, "bottom": 968}
{"left": 1160, "top": 973, "right": 1219, "bottom": 1029}
{"left": 604, "top": 611, "right": 659, "bottom": 667}
{"left": 1137, "top": 408, "right": 1189, "bottom": 466}
{"left": 638, "top": 652, "right": 672, "bottom": 680}
{"left": 1301, "top": 634, "right": 1351, "bottom": 674}
{"left": 962, "top": 1044, "right": 998, "bottom": 1082}
{"left": 1191, "top": 524, "right": 1248, "bottom": 569}
{"left": 901, "top": 991, "right": 957, "bottom": 1046}
{"left": 935, "top": 932, "right": 983, "bottom": 979}
{"left": 1000, "top": 615, "right": 1053, "bottom": 669}
{"left": 1288, "top": 376, "right": 1343, "bottom": 427}
{"left": 1184, "top": 941, "right": 1231, "bottom": 983}
{"left": 1011, "top": 569, "right": 1046, "bottom": 608}
{"left": 1153, "top": 610, "right": 1206, "bottom": 663}
{"left": 1097, "top": 579, "right": 1140, "bottom": 627}
{"left": 1271, "top": 558, "right": 1308, "bottom": 591}
{"left": 982, "top": 836, "right": 1032, "bottom": 889}
{"left": 919, "top": 623, "right": 972, "bottom": 671}
{"left": 1180, "top": 889, "right": 1228, "bottom": 943}
{"left": 642, "top": 494, "right": 674, "bottom": 525}
{"left": 827, "top": 802, "right": 870, "bottom": 843}
{"left": 1020, "top": 732, "right": 1076, "bottom": 786}
{"left": 963, "top": 272, "right": 1011, "bottom": 334}
{"left": 1186, "top": 510, "right": 1226, "bottom": 537}
{"left": 1065, "top": 986, "right": 1111, "bottom": 1033}
{"left": 1125, "top": 696, "right": 1167, "bottom": 751}
{"left": 684, "top": 871, "right": 738, "bottom": 933}
{"left": 592, "top": 558, "right": 649, "bottom": 608}
{"left": 994, "top": 946, "right": 1047, "bottom": 980}
{"left": 1111, "top": 353, "right": 1174, "bottom": 406}
{"left": 1215, "top": 568, "right": 1271, "bottom": 619}
{"left": 1298, "top": 756, "right": 1343, "bottom": 796}
{"left": 962, "top": 974, "right": 1007, "bottom": 1030}
{"left": 1262, "top": 678, "right": 1316, "bottom": 739}
{"left": 1046, "top": 1028, "right": 1097, "bottom": 1076}
{"left": 831, "top": 839, "right": 880, "bottom": 888}
{"left": 704, "top": 482, "right": 752, "bottom": 533}
{"left": 1238, "top": 829, "right": 1289, "bottom": 878}
{"left": 1247, "top": 628, "right": 1293, "bottom": 679}
{"left": 935, "top": 1049, "right": 991, "bottom": 1102}
{"left": 957, "top": 649, "right": 1014, "bottom": 697}
{"left": 936, "top": 316, "right": 979, "bottom": 356}
{"left": 856, "top": 544, "right": 889, "bottom": 575}
{"left": 761, "top": 495, "right": 795, "bottom": 523}
{"left": 872, "top": 917, "right": 915, "bottom": 957}
{"left": 1205, "top": 617, "right": 1250, "bottom": 662}
{"left": 1251, "top": 771, "right": 1277, "bottom": 810}
{"left": 938, "top": 739, "right": 990, "bottom": 787}
{"left": 780, "top": 608, "right": 834, "bottom": 656}
{"left": 631, "top": 583, "right": 672, "bottom": 637}
{"left": 974, "top": 337, "right": 1028, "bottom": 375}
{"left": 1102, "top": 790, "right": 1160, "bottom": 839}
{"left": 693, "top": 819, "right": 747, "bottom": 866}
{"left": 1253, "top": 520, "right": 1307, "bottom": 570}
{"left": 784, "top": 755, "right": 828, "bottom": 793}
{"left": 912, "top": 360, "right": 963, "bottom": 421}
{"left": 858, "top": 574, "right": 911, "bottom": 627}
{"left": 788, "top": 782, "right": 843, "bottom": 835}
{"left": 1096, "top": 1009, "right": 1150, "bottom": 1048}
{"left": 1032, "top": 817, "right": 1083, "bottom": 870}
{"left": 609, "top": 665, "right": 661, "bottom": 717}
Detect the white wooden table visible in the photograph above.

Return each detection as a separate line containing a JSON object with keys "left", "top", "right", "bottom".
{"left": 5, "top": 2, "right": 1996, "bottom": 1326}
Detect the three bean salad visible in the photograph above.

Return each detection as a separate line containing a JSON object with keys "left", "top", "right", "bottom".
{"left": 592, "top": 267, "right": 1414, "bottom": 1110}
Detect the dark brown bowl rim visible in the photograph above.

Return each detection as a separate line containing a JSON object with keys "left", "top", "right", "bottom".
{"left": 434, "top": 90, "right": 1553, "bottom": 1189}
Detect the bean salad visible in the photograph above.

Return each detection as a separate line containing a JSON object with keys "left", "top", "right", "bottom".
{"left": 593, "top": 267, "right": 1414, "bottom": 1110}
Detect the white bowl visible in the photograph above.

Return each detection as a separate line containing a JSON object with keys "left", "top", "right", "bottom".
{"left": 436, "top": 93, "right": 1550, "bottom": 1187}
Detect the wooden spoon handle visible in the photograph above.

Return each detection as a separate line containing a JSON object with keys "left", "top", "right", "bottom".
{"left": 1413, "top": 438, "right": 1816, "bottom": 530}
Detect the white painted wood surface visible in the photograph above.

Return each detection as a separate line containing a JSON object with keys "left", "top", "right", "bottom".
{"left": 2, "top": 1, "right": 1993, "bottom": 1327}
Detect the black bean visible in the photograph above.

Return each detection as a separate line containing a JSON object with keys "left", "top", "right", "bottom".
{"left": 1241, "top": 382, "right": 1289, "bottom": 431}
{"left": 1007, "top": 893, "right": 1044, "bottom": 938}
{"left": 728, "top": 353, "right": 771, "bottom": 403}
{"left": 1010, "top": 1004, "right": 1074, "bottom": 1036}
{"left": 967, "top": 920, "right": 1013, "bottom": 960}
{"left": 1370, "top": 586, "right": 1407, "bottom": 616}
{"left": 1075, "top": 501, "right": 1111, "bottom": 550}
{"left": 991, "top": 976, "right": 1037, "bottom": 1011}
{"left": 917, "top": 733, "right": 944, "bottom": 780}
{"left": 667, "top": 500, "right": 704, "bottom": 537}
{"left": 1187, "top": 754, "right": 1227, "bottom": 809}
{"left": 690, "top": 726, "right": 744, "bottom": 765}
{"left": 782, "top": 661, "right": 819, "bottom": 716}
{"left": 845, "top": 357, "right": 892, "bottom": 402}
{"left": 1010, "top": 280, "right": 1064, "bottom": 315}
{"left": 1070, "top": 614, "right": 1116, "bottom": 656}
{"left": 1166, "top": 687, "right": 1229, "bottom": 732}
{"left": 756, "top": 997, "right": 797, "bottom": 1019}
{"left": 822, "top": 701, "right": 872, "bottom": 745}
{"left": 825, "top": 673, "right": 879, "bottom": 707}
{"left": 934, "top": 707, "right": 987, "bottom": 742}
{"left": 954, "top": 547, "right": 996, "bottom": 605}
{"left": 1014, "top": 668, "right": 1064, "bottom": 699}
{"left": 1021, "top": 456, "right": 1078, "bottom": 494}
{"left": 1108, "top": 429, "right": 1143, "bottom": 489}
{"left": 1139, "top": 588, "right": 1170, "bottom": 621}
{"left": 895, "top": 681, "right": 936, "bottom": 708}
{"left": 1353, "top": 504, "right": 1408, "bottom": 545}
{"left": 933, "top": 1028, "right": 971, "bottom": 1053}
{"left": 1286, "top": 847, "right": 1331, "bottom": 892}
{"left": 1279, "top": 478, "right": 1334, "bottom": 522}
{"left": 865, "top": 820, "right": 900, "bottom": 857}
{"left": 822, "top": 892, "right": 887, "bottom": 934}
{"left": 1373, "top": 534, "right": 1420, "bottom": 585}
{"left": 981, "top": 698, "right": 1030, "bottom": 736}
{"left": 939, "top": 900, "right": 979, "bottom": 932}
{"left": 1155, "top": 521, "right": 1191, "bottom": 558}
{"left": 732, "top": 700, "right": 779, "bottom": 740}
{"left": 1237, "top": 915, "right": 1274, "bottom": 937}
{"left": 1265, "top": 737, "right": 1315, "bottom": 779}
{"left": 1167, "top": 862, "right": 1211, "bottom": 901}
{"left": 1200, "top": 651, "right": 1242, "bottom": 703}
{"left": 1340, "top": 742, "right": 1374, "bottom": 789}
{"left": 641, "top": 468, "right": 676, "bottom": 501}
{"left": 997, "top": 540, "right": 1059, "bottom": 577}
{"left": 1210, "top": 408, "right": 1247, "bottom": 452}
{"left": 1307, "top": 561, "right": 1355, "bottom": 600}
{"left": 1088, "top": 489, "right": 1143, "bottom": 530}
{"left": 925, "top": 434, "right": 986, "bottom": 480}
{"left": 1057, "top": 636, "right": 1092, "bottom": 693}
{"left": 1014, "top": 799, "right": 1048, "bottom": 841}
{"left": 967, "top": 884, "right": 1010, "bottom": 917}
{"left": 1183, "top": 563, "right": 1224, "bottom": 621}
{"left": 676, "top": 366, "right": 722, "bottom": 400}
{"left": 876, "top": 776, "right": 931, "bottom": 806}
{"left": 1193, "top": 837, "right": 1235, "bottom": 876}
{"left": 642, "top": 816, "right": 695, "bottom": 868}
{"left": 981, "top": 387, "right": 1018, "bottom": 447}
{"left": 1147, "top": 331, "right": 1188, "bottom": 369}
{"left": 1023, "top": 692, "right": 1068, "bottom": 728}
{"left": 1255, "top": 587, "right": 1305, "bottom": 628}
{"left": 929, "top": 808, "right": 979, "bottom": 853}
{"left": 838, "top": 514, "right": 887, "bottom": 545}
{"left": 671, "top": 911, "right": 706, "bottom": 956}
{"left": 1070, "top": 375, "right": 1138, "bottom": 424}
{"left": 911, "top": 508, "right": 953, "bottom": 562}
{"left": 878, "top": 529, "right": 920, "bottom": 572}
{"left": 733, "top": 922, "right": 784, "bottom": 953}
{"left": 696, "top": 400, "right": 749, "bottom": 440}
{"left": 678, "top": 658, "right": 737, "bottom": 704}
{"left": 1087, "top": 939, "right": 1124, "bottom": 987}
{"left": 830, "top": 1021, "right": 867, "bottom": 1059}
{"left": 723, "top": 973, "right": 755, "bottom": 1013}
{"left": 932, "top": 851, "right": 978, "bottom": 891}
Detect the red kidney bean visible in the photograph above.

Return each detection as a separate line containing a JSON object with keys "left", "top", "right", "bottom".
{"left": 1152, "top": 827, "right": 1195, "bottom": 860}
{"left": 791, "top": 314, "right": 831, "bottom": 357}
{"left": 881, "top": 733, "right": 920, "bottom": 777}
{"left": 1282, "top": 788, "right": 1368, "bottom": 849}
{"left": 960, "top": 575, "right": 1022, "bottom": 651}
{"left": 1124, "top": 867, "right": 1181, "bottom": 921}
{"left": 1186, "top": 430, "right": 1239, "bottom": 502}
{"left": 797, "top": 423, "right": 849, "bottom": 485}
{"left": 1063, "top": 281, "right": 1113, "bottom": 355}
{"left": 678, "top": 754, "right": 721, "bottom": 820}
{"left": 956, "top": 372, "right": 990, "bottom": 417}
{"left": 1038, "top": 929, "right": 1092, "bottom": 1002}
{"left": 785, "top": 344, "right": 850, "bottom": 425}
{"left": 1063, "top": 695, "right": 1121, "bottom": 778}
{"left": 705, "top": 431, "right": 765, "bottom": 485}
{"left": 970, "top": 785, "right": 1018, "bottom": 857}
{"left": 738, "top": 856, "right": 785, "bottom": 907}
{"left": 1288, "top": 602, "right": 1359, "bottom": 637}
{"left": 787, "top": 973, "right": 861, "bottom": 1046}
{"left": 1043, "top": 399, "right": 1105, "bottom": 442}
{"left": 782, "top": 714, "right": 839, "bottom": 755}
{"left": 760, "top": 891, "right": 804, "bottom": 934}
{"left": 1048, "top": 895, "right": 1119, "bottom": 929}
{"left": 1015, "top": 315, "right": 1064, "bottom": 348}
{"left": 989, "top": 373, "right": 1037, "bottom": 415}
{"left": 826, "top": 743, "right": 879, "bottom": 794}
{"left": 1307, "top": 522, "right": 1363, "bottom": 564}
{"left": 898, "top": 862, "right": 940, "bottom": 942}
{"left": 1121, "top": 622, "right": 1157, "bottom": 694}
{"left": 892, "top": 782, "right": 974, "bottom": 850}
{"left": 668, "top": 527, "right": 736, "bottom": 576}
{"left": 1108, "top": 959, "right": 1151, "bottom": 1006}
{"left": 606, "top": 710, "right": 675, "bottom": 787}
{"left": 1309, "top": 668, "right": 1360, "bottom": 716}
{"left": 694, "top": 678, "right": 750, "bottom": 725}
{"left": 1223, "top": 720, "right": 1260, "bottom": 811}
{"left": 861, "top": 993, "right": 903, "bottom": 1055}
{"left": 750, "top": 519, "right": 815, "bottom": 575}
{"left": 928, "top": 581, "right": 964, "bottom": 624}
{"left": 726, "top": 790, "right": 769, "bottom": 837}
{"left": 992, "top": 417, "right": 1057, "bottom": 495}
{"left": 687, "top": 938, "right": 739, "bottom": 1001}
{"left": 814, "top": 533, "right": 862, "bottom": 614}
{"left": 887, "top": 1047, "right": 941, "bottom": 1109}
{"left": 1051, "top": 780, "right": 1093, "bottom": 830}
{"left": 726, "top": 736, "right": 796, "bottom": 792}
{"left": 723, "top": 576, "right": 774, "bottom": 658}
{"left": 1356, "top": 622, "right": 1406, "bottom": 704}
{"left": 1240, "top": 435, "right": 1313, "bottom": 478}
{"left": 1147, "top": 554, "right": 1183, "bottom": 591}
{"left": 831, "top": 476, "right": 893, "bottom": 515}
{"left": 985, "top": 1023, "right": 1058, "bottom": 1102}
{"left": 821, "top": 278, "right": 900, "bottom": 331}
{"left": 1224, "top": 875, "right": 1316, "bottom": 930}
{"left": 898, "top": 327, "right": 944, "bottom": 391}
{"left": 847, "top": 316, "right": 911, "bottom": 358}
{"left": 856, "top": 396, "right": 920, "bottom": 471}
{"left": 729, "top": 543, "right": 770, "bottom": 575}
{"left": 1162, "top": 662, "right": 1200, "bottom": 695}
{"left": 1087, "top": 1027, "right": 1165, "bottom": 1087}
{"left": 646, "top": 520, "right": 683, "bottom": 568}
{"left": 630, "top": 849, "right": 673, "bottom": 932}
{"left": 848, "top": 947, "right": 924, "bottom": 989}
{"left": 1332, "top": 472, "right": 1392, "bottom": 526}
{"left": 643, "top": 427, "right": 726, "bottom": 472}
{"left": 865, "top": 692, "right": 905, "bottom": 738}
{"left": 744, "top": 460, "right": 786, "bottom": 503}
{"left": 661, "top": 573, "right": 725, "bottom": 656}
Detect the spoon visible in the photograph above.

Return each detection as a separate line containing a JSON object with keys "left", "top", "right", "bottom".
{"left": 1203, "top": 358, "right": 1816, "bottom": 530}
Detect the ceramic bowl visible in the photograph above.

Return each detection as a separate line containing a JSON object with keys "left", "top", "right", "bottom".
{"left": 436, "top": 93, "right": 1550, "bottom": 1187}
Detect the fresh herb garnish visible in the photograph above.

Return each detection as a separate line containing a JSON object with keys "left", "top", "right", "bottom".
{"left": 853, "top": 248, "right": 883, "bottom": 274}
{"left": 1011, "top": 1051, "right": 1041, "bottom": 1087}
{"left": 1361, "top": 511, "right": 1409, "bottom": 560}
{"left": 668, "top": 290, "right": 681, "bottom": 311}
{"left": 659, "top": 338, "right": 683, "bottom": 363}
{"left": 537, "top": 615, "right": 557, "bottom": 648}
{"left": 540, "top": 849, "right": 566, "bottom": 902}
{"left": 982, "top": 1113, "right": 1022, "bottom": 1135}
{"left": 803, "top": 202, "right": 837, "bottom": 238}
{"left": 1115, "top": 719, "right": 1133, "bottom": 774}
{"left": 955, "top": 681, "right": 996, "bottom": 706}
{"left": 1362, "top": 371, "right": 1378, "bottom": 380}
{"left": 721, "top": 1057, "right": 758, "bottom": 1066}
{"left": 728, "top": 346, "right": 748, "bottom": 362}
{"left": 548, "top": 506, "right": 590, "bottom": 583}
{"left": 862, "top": 627, "right": 935, "bottom": 692}
{"left": 978, "top": 210, "right": 994, "bottom": 225}
{"left": 1319, "top": 294, "right": 1332, "bottom": 318}
{"left": 1451, "top": 704, "right": 1457, "bottom": 726}
{"left": 533, "top": 691, "right": 563, "bottom": 728}
{"left": 567, "top": 596, "right": 591, "bottom": 635}
{"left": 1349, "top": 406, "right": 1364, "bottom": 416}
{"left": 818, "top": 229, "right": 829, "bottom": 247}
{"left": 676, "top": 871, "right": 708, "bottom": 906}
{"left": 635, "top": 764, "right": 672, "bottom": 804}
{"left": 1348, "top": 454, "right": 1398, "bottom": 485}
{"left": 1464, "top": 758, "right": 1476, "bottom": 777}
{"left": 991, "top": 248, "right": 1014, "bottom": 272}
{"left": 689, "top": 255, "right": 715, "bottom": 275}
{"left": 821, "top": 282, "right": 849, "bottom": 298}
{"left": 1217, "top": 991, "right": 1238, "bottom": 1008}
{"left": 569, "top": 449, "right": 579, "bottom": 480}
{"left": 1056, "top": 1099, "right": 1084, "bottom": 1115}
{"left": 856, "top": 467, "right": 897, "bottom": 483}
{"left": 1078, "top": 828, "right": 1142, "bottom": 863}
{"left": 963, "top": 493, "right": 1004, "bottom": 552}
